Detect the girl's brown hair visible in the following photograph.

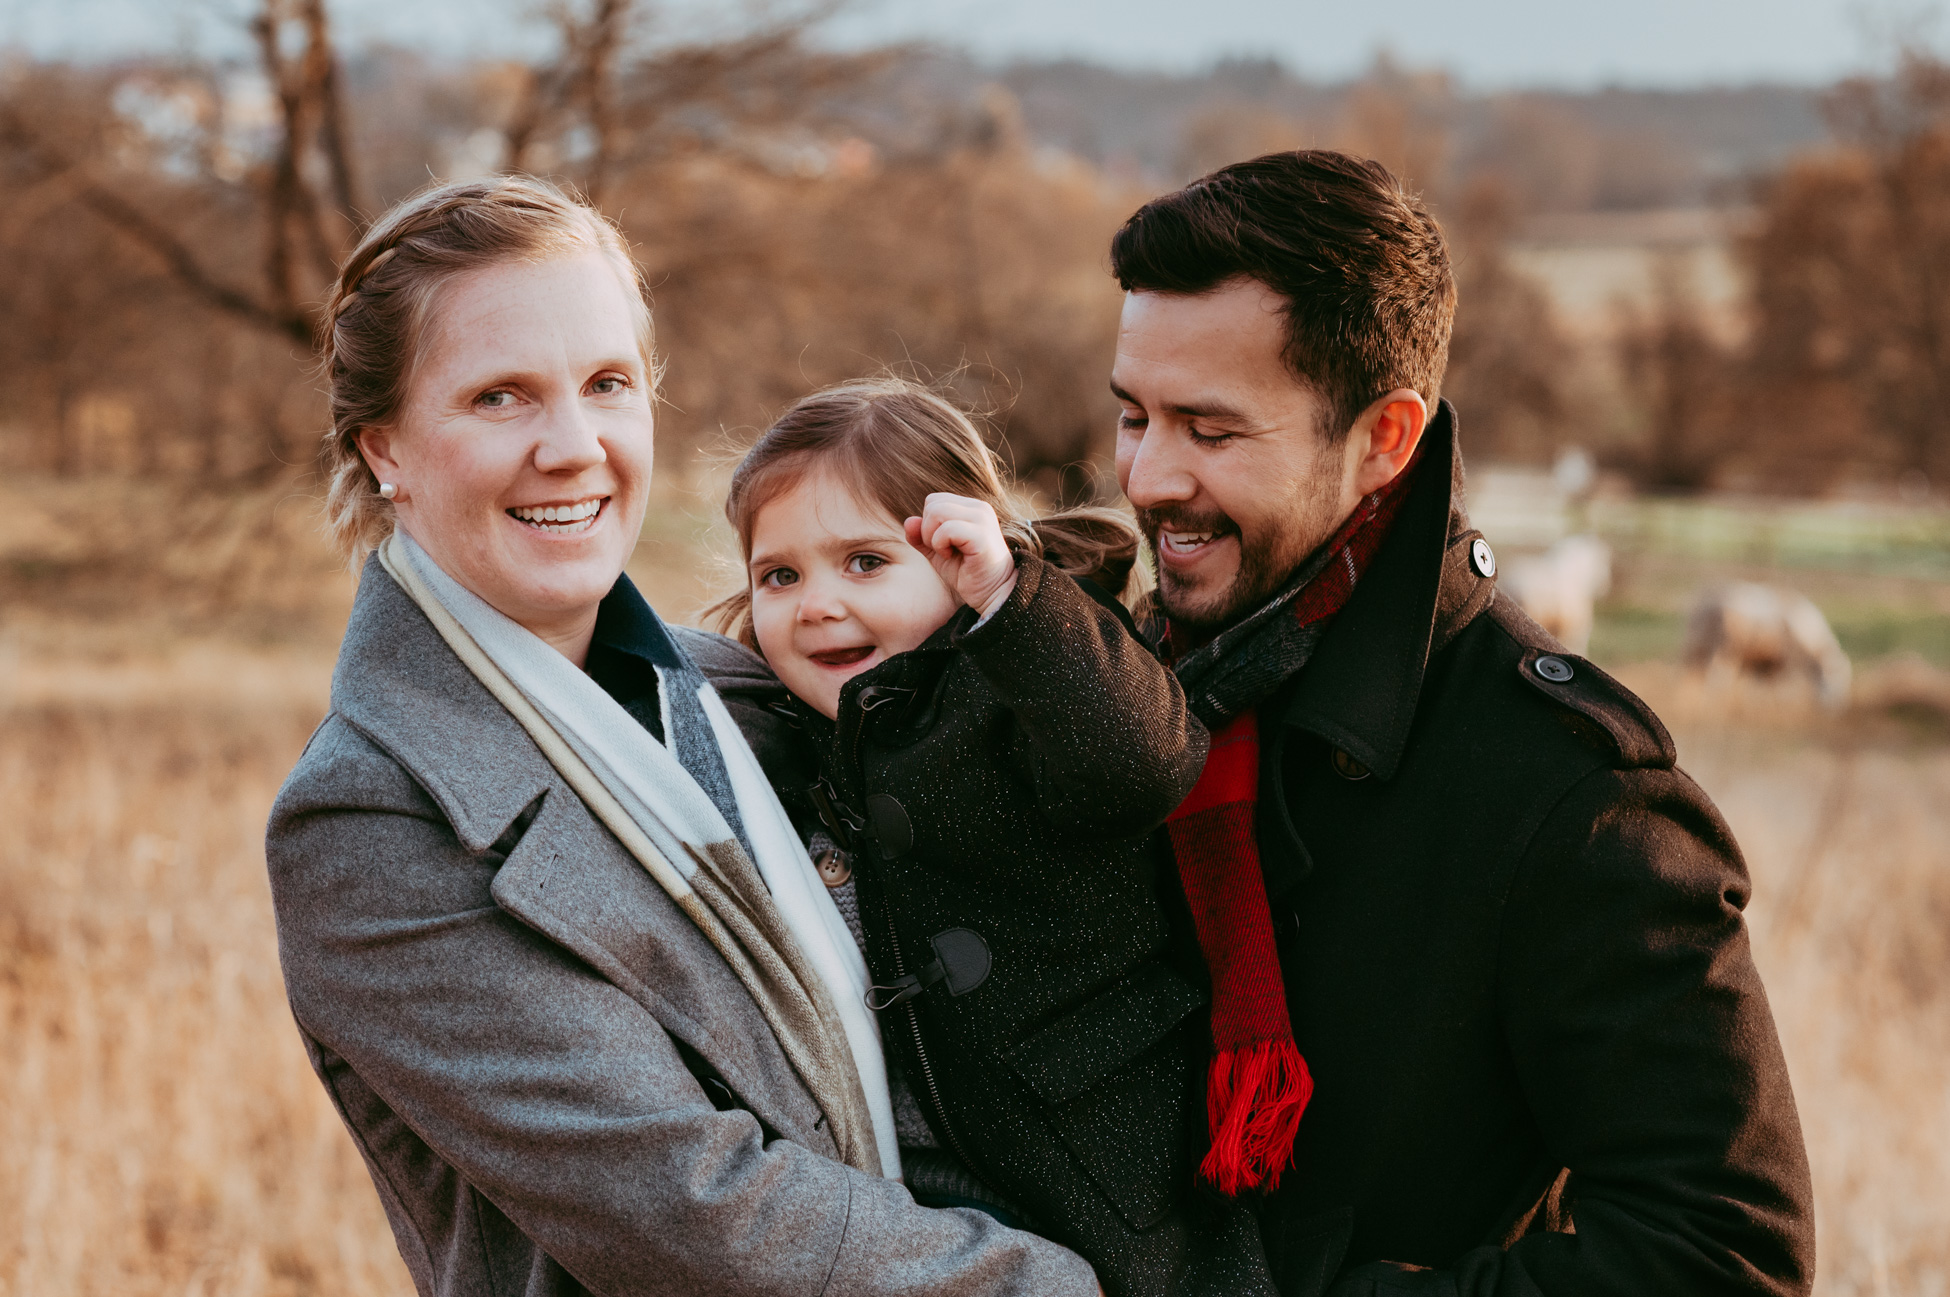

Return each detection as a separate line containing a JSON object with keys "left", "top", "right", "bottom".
{"left": 707, "top": 377, "right": 1143, "bottom": 647}
{"left": 320, "top": 174, "right": 653, "bottom": 563}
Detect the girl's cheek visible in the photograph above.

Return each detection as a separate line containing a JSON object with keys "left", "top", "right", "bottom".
{"left": 749, "top": 588, "right": 786, "bottom": 662}
{"left": 862, "top": 578, "right": 955, "bottom": 654}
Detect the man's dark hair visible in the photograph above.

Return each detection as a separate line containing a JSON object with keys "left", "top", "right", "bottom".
{"left": 1110, "top": 150, "right": 1456, "bottom": 443}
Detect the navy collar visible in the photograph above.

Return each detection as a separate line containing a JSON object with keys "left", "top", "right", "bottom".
{"left": 583, "top": 574, "right": 685, "bottom": 737}
{"left": 589, "top": 573, "right": 690, "bottom": 671}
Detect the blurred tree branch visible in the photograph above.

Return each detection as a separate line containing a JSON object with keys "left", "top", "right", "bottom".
{"left": 253, "top": 0, "right": 365, "bottom": 296}
{"left": 0, "top": 0, "right": 361, "bottom": 347}
{"left": 1436, "top": 176, "right": 1578, "bottom": 464}
{"left": 503, "top": 0, "right": 874, "bottom": 203}
{"left": 37, "top": 157, "right": 307, "bottom": 343}
{"left": 0, "top": 0, "right": 880, "bottom": 362}
{"left": 1618, "top": 258, "right": 1737, "bottom": 491}
{"left": 504, "top": 0, "right": 635, "bottom": 199}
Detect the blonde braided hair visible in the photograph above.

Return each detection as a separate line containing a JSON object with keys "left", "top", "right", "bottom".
{"left": 320, "top": 175, "right": 656, "bottom": 563}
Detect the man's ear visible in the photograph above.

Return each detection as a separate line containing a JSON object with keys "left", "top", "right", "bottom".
{"left": 1348, "top": 389, "right": 1429, "bottom": 497}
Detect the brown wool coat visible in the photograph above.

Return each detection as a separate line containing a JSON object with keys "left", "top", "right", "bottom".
{"left": 1226, "top": 406, "right": 1816, "bottom": 1297}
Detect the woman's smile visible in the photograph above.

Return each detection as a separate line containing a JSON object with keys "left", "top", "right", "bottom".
{"left": 507, "top": 495, "right": 608, "bottom": 535}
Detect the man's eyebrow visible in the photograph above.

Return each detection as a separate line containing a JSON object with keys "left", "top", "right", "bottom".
{"left": 1168, "top": 399, "right": 1251, "bottom": 421}
{"left": 1111, "top": 379, "right": 1252, "bottom": 423}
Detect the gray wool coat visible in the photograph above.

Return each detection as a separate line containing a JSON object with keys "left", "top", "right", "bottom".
{"left": 264, "top": 560, "right": 1098, "bottom": 1297}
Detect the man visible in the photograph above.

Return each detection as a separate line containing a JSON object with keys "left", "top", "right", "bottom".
{"left": 1109, "top": 151, "right": 1814, "bottom": 1296}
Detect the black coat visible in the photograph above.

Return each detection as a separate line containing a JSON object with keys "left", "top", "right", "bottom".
{"left": 1231, "top": 407, "right": 1816, "bottom": 1296}
{"left": 779, "top": 557, "right": 1280, "bottom": 1297}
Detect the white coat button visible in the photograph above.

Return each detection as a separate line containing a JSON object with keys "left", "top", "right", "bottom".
{"left": 1470, "top": 537, "right": 1497, "bottom": 578}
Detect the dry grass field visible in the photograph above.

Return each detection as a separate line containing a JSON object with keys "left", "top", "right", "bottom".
{"left": 1625, "top": 668, "right": 1950, "bottom": 1297}
{"left": 2, "top": 489, "right": 1946, "bottom": 1295}
{"left": 0, "top": 645, "right": 411, "bottom": 1296}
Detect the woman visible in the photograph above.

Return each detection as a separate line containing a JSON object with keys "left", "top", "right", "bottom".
{"left": 265, "top": 175, "right": 1096, "bottom": 1297}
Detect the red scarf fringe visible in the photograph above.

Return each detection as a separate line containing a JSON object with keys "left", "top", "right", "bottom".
{"left": 1201, "top": 1037, "right": 1315, "bottom": 1195}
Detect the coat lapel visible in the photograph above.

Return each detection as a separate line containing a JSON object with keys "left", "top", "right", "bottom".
{"left": 486, "top": 791, "right": 836, "bottom": 1156}
{"left": 1279, "top": 402, "right": 1499, "bottom": 776}
{"left": 332, "top": 557, "right": 554, "bottom": 853}
{"left": 329, "top": 558, "right": 837, "bottom": 1158}
{"left": 1258, "top": 404, "right": 1499, "bottom": 897}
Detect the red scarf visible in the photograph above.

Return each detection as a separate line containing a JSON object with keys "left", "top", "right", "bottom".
{"left": 1165, "top": 469, "right": 1414, "bottom": 1195}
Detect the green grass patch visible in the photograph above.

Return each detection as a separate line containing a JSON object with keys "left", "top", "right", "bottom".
{"left": 1827, "top": 611, "right": 1950, "bottom": 666}
{"left": 1586, "top": 599, "right": 1950, "bottom": 668}
{"left": 1590, "top": 603, "right": 1685, "bottom": 665}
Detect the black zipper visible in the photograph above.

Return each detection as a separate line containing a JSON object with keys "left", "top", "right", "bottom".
{"left": 839, "top": 682, "right": 983, "bottom": 1176}
{"left": 879, "top": 900, "right": 982, "bottom": 1173}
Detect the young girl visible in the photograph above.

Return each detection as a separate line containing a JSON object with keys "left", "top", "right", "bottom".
{"left": 710, "top": 379, "right": 1280, "bottom": 1297}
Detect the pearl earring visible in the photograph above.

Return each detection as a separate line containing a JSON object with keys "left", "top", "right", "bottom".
{"left": 378, "top": 482, "right": 398, "bottom": 500}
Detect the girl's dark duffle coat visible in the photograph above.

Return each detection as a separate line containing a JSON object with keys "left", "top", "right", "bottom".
{"left": 776, "top": 555, "right": 1277, "bottom": 1297}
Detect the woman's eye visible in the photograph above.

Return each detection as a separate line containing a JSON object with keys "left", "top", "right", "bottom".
{"left": 760, "top": 567, "right": 799, "bottom": 589}
{"left": 591, "top": 375, "right": 629, "bottom": 395}
{"left": 846, "top": 554, "right": 887, "bottom": 575}
{"left": 478, "top": 390, "right": 515, "bottom": 409}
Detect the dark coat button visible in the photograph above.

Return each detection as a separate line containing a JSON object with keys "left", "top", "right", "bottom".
{"left": 930, "top": 927, "right": 993, "bottom": 996}
{"left": 1535, "top": 655, "right": 1575, "bottom": 683}
{"left": 866, "top": 793, "right": 914, "bottom": 857}
{"left": 1331, "top": 748, "right": 1372, "bottom": 780}
{"left": 1470, "top": 537, "right": 1497, "bottom": 578}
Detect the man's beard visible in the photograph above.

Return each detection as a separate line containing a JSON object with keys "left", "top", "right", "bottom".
{"left": 1138, "top": 473, "right": 1345, "bottom": 631}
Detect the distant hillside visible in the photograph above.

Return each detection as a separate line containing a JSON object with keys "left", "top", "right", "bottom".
{"left": 860, "top": 50, "right": 1832, "bottom": 211}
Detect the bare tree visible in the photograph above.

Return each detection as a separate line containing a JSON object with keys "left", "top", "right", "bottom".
{"left": 252, "top": 0, "right": 366, "bottom": 297}
{"left": 501, "top": 0, "right": 869, "bottom": 208}
{"left": 0, "top": 0, "right": 358, "bottom": 346}
{"left": 504, "top": 0, "right": 636, "bottom": 201}
{"left": 0, "top": 1, "right": 1131, "bottom": 502}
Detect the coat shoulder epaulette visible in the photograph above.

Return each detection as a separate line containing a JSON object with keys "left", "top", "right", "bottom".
{"left": 1486, "top": 596, "right": 1676, "bottom": 771}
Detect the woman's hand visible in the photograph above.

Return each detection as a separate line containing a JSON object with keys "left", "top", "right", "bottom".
{"left": 905, "top": 493, "right": 1018, "bottom": 618}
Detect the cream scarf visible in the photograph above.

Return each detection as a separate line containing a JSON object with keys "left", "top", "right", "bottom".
{"left": 378, "top": 531, "right": 897, "bottom": 1178}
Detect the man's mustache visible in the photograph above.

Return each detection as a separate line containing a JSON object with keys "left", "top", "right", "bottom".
{"left": 1134, "top": 506, "right": 1239, "bottom": 540}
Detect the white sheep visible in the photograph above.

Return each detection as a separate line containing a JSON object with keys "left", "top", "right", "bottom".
{"left": 1502, "top": 534, "right": 1613, "bottom": 655}
{"left": 1682, "top": 583, "right": 1852, "bottom": 710}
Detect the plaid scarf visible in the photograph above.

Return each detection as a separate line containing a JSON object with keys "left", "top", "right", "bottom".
{"left": 1164, "top": 458, "right": 1418, "bottom": 1195}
